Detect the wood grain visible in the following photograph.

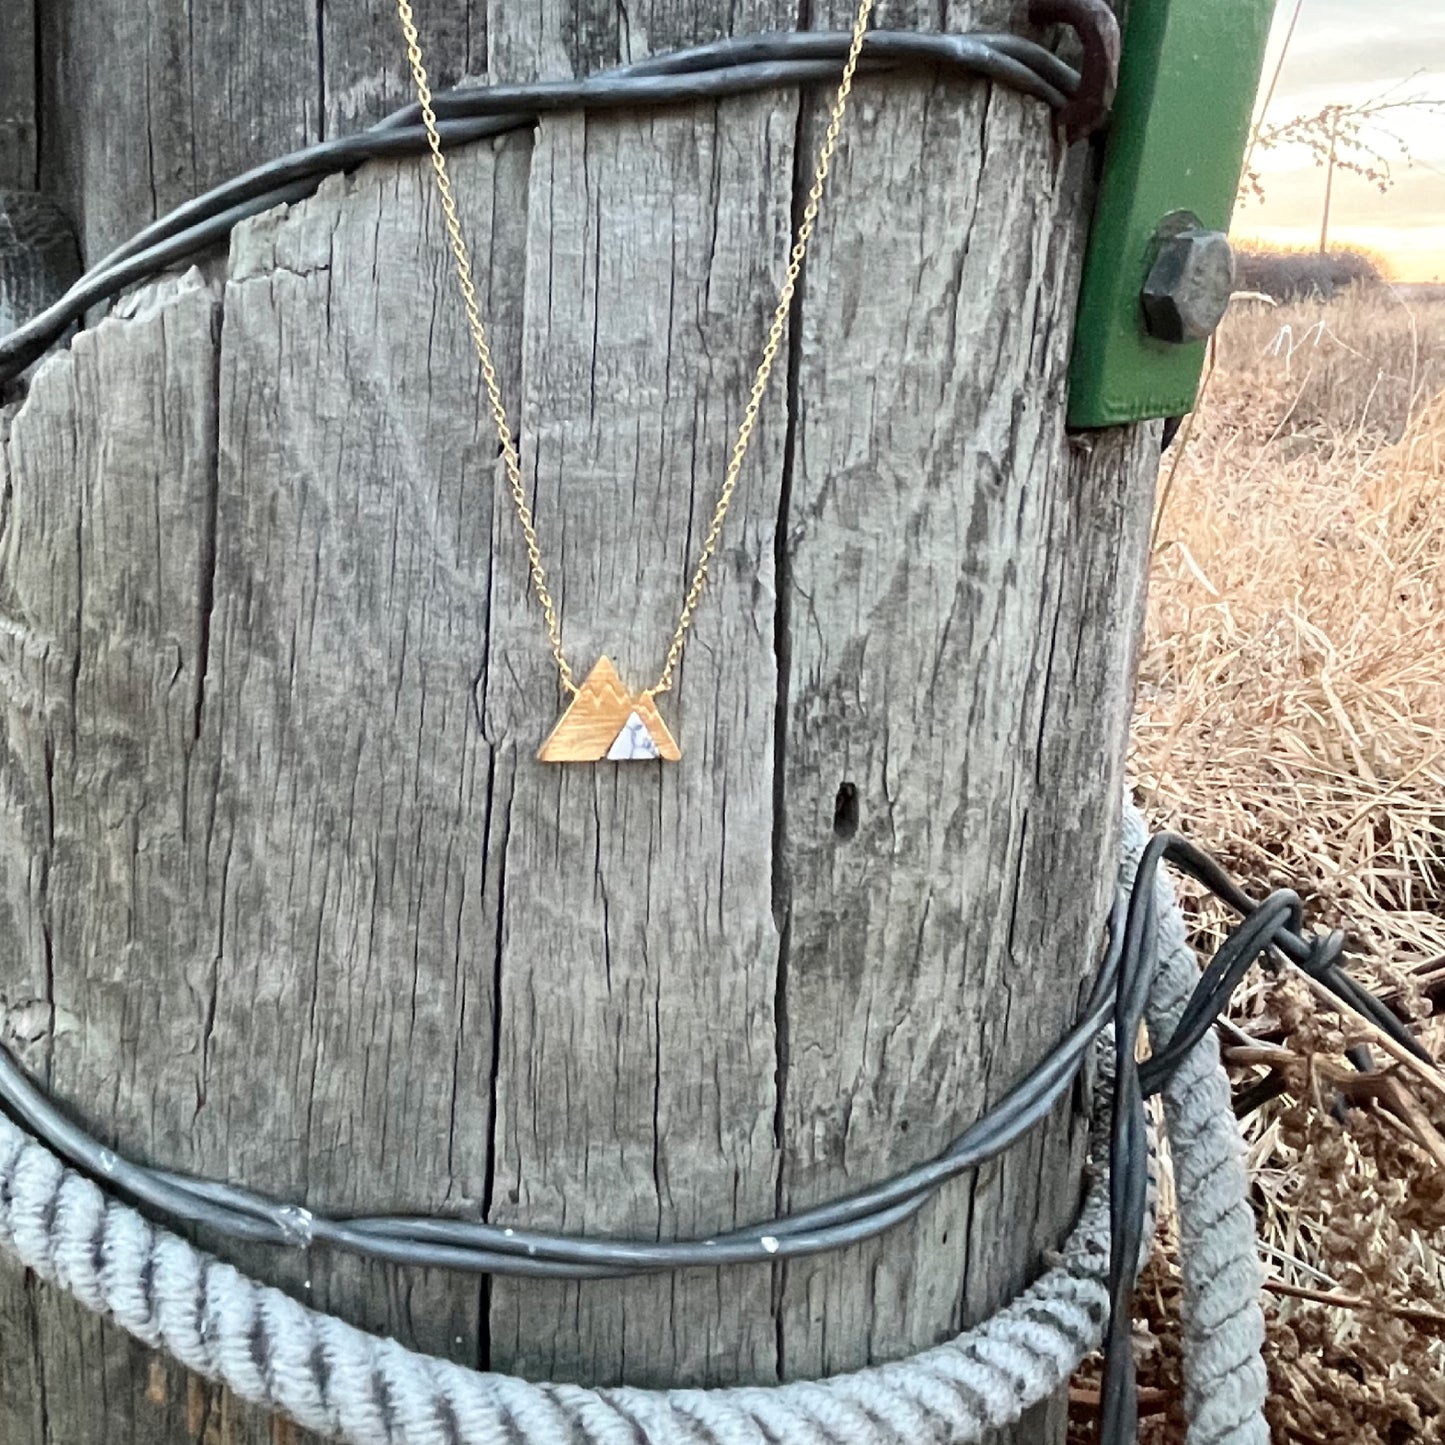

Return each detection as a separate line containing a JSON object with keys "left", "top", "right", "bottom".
{"left": 30, "top": 0, "right": 487, "bottom": 268}
{"left": 0, "top": 2, "right": 1154, "bottom": 1442}
{"left": 771, "top": 0, "right": 1148, "bottom": 1378}
{"left": 0, "top": 0, "right": 34, "bottom": 188}
{"left": 479, "top": 83, "right": 792, "bottom": 1389}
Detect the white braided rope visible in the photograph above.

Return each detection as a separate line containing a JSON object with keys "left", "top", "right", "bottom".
{"left": 0, "top": 804, "right": 1265, "bottom": 1445}
{"left": 1119, "top": 806, "right": 1269, "bottom": 1445}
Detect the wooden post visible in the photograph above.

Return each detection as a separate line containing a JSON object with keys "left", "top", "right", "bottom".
{"left": 0, "top": 0, "right": 35, "bottom": 190}
{"left": 0, "top": 2, "right": 1157, "bottom": 1442}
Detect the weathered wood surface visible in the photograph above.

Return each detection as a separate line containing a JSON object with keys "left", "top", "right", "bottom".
{"left": 36, "top": 0, "right": 486, "bottom": 268}
{"left": 0, "top": 191, "right": 81, "bottom": 344}
{"left": 0, "top": 1, "right": 1156, "bottom": 1441}
{"left": 0, "top": 0, "right": 34, "bottom": 189}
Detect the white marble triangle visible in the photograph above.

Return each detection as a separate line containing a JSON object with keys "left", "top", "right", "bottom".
{"left": 606, "top": 710, "right": 661, "bottom": 761}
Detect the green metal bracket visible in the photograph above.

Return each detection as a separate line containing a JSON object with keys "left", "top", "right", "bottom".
{"left": 1066, "top": 0, "right": 1276, "bottom": 428}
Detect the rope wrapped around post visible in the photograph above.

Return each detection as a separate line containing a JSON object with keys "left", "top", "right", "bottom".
{"left": 0, "top": 804, "right": 1267, "bottom": 1445}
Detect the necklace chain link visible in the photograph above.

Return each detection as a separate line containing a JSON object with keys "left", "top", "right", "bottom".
{"left": 395, "top": 0, "right": 875, "bottom": 698}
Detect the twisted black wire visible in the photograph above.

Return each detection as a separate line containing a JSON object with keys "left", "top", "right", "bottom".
{"left": 0, "top": 29, "right": 1080, "bottom": 386}
{"left": 1099, "top": 834, "right": 1431, "bottom": 1442}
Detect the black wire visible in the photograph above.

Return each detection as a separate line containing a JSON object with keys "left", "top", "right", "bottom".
{"left": 1137, "top": 892, "right": 1298, "bottom": 1090}
{"left": 0, "top": 29, "right": 1080, "bottom": 386}
{"left": 1097, "top": 835, "right": 1432, "bottom": 1443}
{"left": 1102, "top": 834, "right": 1166, "bottom": 1444}
{"left": 0, "top": 906, "right": 1123, "bottom": 1274}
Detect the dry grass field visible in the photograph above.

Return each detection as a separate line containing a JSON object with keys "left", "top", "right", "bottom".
{"left": 1140, "top": 288, "right": 1445, "bottom": 978}
{"left": 1073, "top": 287, "right": 1445, "bottom": 1442}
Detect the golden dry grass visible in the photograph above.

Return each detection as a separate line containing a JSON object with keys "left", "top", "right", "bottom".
{"left": 1072, "top": 287, "right": 1445, "bottom": 1444}
{"left": 1137, "top": 288, "right": 1445, "bottom": 986}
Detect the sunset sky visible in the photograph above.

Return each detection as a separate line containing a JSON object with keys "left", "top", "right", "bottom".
{"left": 1233, "top": 0, "right": 1445, "bottom": 281}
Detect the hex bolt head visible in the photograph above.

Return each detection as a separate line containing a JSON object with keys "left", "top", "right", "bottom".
{"left": 1141, "top": 225, "right": 1235, "bottom": 344}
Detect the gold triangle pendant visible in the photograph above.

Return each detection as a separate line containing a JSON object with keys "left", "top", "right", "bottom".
{"left": 537, "top": 657, "right": 682, "bottom": 763}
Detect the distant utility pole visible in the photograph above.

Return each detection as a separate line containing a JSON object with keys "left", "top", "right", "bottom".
{"left": 1244, "top": 93, "right": 1444, "bottom": 258}
{"left": 1318, "top": 116, "right": 1337, "bottom": 255}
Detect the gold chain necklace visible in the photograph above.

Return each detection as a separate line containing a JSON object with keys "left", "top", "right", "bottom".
{"left": 395, "top": 0, "right": 875, "bottom": 762}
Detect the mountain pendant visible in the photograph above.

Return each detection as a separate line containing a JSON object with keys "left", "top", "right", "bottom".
{"left": 537, "top": 657, "right": 681, "bottom": 763}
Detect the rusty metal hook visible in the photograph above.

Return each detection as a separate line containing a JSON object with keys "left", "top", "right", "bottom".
{"left": 1027, "top": 0, "right": 1121, "bottom": 143}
